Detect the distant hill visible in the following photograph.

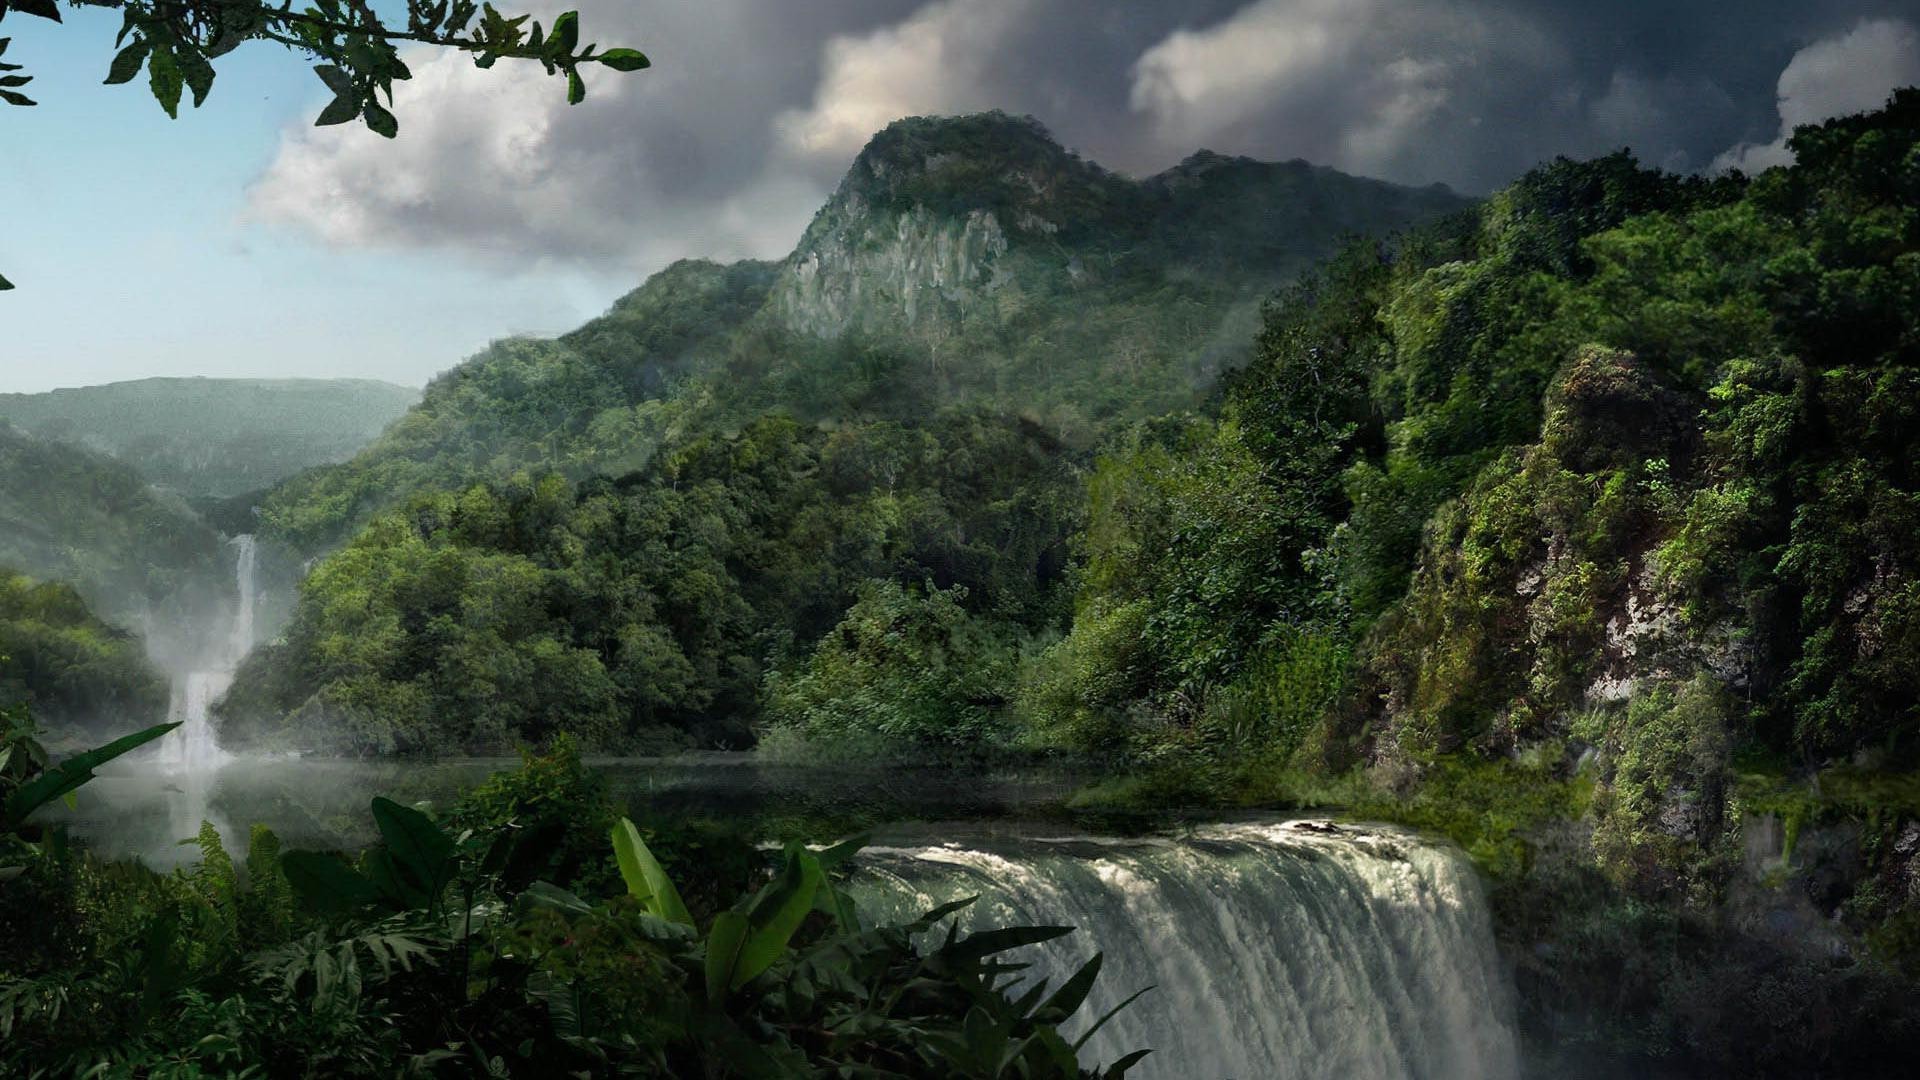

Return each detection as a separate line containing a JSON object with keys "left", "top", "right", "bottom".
{"left": 259, "top": 112, "right": 1468, "bottom": 550}
{"left": 0, "top": 425, "right": 232, "bottom": 667}
{"left": 0, "top": 377, "right": 420, "bottom": 499}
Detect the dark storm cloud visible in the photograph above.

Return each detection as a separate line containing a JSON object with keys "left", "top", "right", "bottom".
{"left": 248, "top": 0, "right": 1920, "bottom": 271}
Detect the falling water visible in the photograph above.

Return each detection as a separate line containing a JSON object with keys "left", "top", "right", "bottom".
{"left": 848, "top": 821, "right": 1521, "bottom": 1080}
{"left": 158, "top": 534, "right": 256, "bottom": 771}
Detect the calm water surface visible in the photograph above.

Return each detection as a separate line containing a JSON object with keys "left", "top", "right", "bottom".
{"left": 41, "top": 753, "right": 1087, "bottom": 867}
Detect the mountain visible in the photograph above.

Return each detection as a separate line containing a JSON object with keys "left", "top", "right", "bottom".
{"left": 0, "top": 377, "right": 420, "bottom": 500}
{"left": 0, "top": 570, "right": 169, "bottom": 740}
{"left": 0, "top": 425, "right": 233, "bottom": 668}
{"left": 256, "top": 113, "right": 1467, "bottom": 551}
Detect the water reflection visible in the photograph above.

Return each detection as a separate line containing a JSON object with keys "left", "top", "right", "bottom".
{"left": 40, "top": 753, "right": 1086, "bottom": 868}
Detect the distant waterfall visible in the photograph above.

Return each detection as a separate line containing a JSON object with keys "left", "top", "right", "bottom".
{"left": 228, "top": 533, "right": 257, "bottom": 663}
{"left": 848, "top": 821, "right": 1521, "bottom": 1080}
{"left": 160, "top": 534, "right": 256, "bottom": 770}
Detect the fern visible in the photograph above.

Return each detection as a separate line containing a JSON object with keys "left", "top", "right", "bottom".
{"left": 249, "top": 917, "right": 436, "bottom": 1014}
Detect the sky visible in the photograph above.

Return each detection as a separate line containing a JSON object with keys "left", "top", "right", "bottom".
{"left": 2, "top": 1, "right": 1918, "bottom": 393}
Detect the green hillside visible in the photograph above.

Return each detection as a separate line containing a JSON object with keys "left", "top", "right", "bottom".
{"left": 0, "top": 570, "right": 169, "bottom": 738}
{"left": 0, "top": 423, "right": 231, "bottom": 659}
{"left": 0, "top": 377, "right": 420, "bottom": 499}
{"left": 256, "top": 113, "right": 1467, "bottom": 552}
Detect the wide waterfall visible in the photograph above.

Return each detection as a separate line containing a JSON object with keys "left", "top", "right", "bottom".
{"left": 848, "top": 821, "right": 1520, "bottom": 1080}
{"left": 159, "top": 534, "right": 256, "bottom": 771}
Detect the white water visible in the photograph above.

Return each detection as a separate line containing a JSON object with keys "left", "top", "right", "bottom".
{"left": 849, "top": 821, "right": 1520, "bottom": 1080}
{"left": 158, "top": 534, "right": 256, "bottom": 771}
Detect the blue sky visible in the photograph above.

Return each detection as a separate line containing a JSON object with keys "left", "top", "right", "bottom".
{"left": 0, "top": 6, "right": 630, "bottom": 393}
{"left": 2, "top": 2, "right": 1914, "bottom": 395}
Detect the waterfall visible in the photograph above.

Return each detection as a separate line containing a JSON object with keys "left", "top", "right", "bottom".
{"left": 228, "top": 533, "right": 257, "bottom": 663}
{"left": 159, "top": 534, "right": 256, "bottom": 771}
{"left": 848, "top": 821, "right": 1521, "bottom": 1080}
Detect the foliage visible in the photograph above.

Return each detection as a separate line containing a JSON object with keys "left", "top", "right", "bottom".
{"left": 0, "top": 749, "right": 1146, "bottom": 1077}
{"left": 0, "top": 377, "right": 419, "bottom": 500}
{"left": 0, "top": 424, "right": 234, "bottom": 668}
{"left": 764, "top": 579, "right": 1024, "bottom": 759}
{"left": 0, "top": 0, "right": 645, "bottom": 126}
{"left": 0, "top": 569, "right": 168, "bottom": 738}
{"left": 225, "top": 410, "right": 1082, "bottom": 754}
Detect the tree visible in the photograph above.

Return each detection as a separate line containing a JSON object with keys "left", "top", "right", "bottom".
{"left": 0, "top": 0, "right": 651, "bottom": 290}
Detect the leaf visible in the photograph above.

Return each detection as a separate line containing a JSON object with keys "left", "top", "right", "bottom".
{"left": 813, "top": 833, "right": 868, "bottom": 870}
{"left": 313, "top": 64, "right": 353, "bottom": 96}
{"left": 369, "top": 797, "right": 454, "bottom": 898}
{"left": 147, "top": 49, "right": 183, "bottom": 119}
{"left": 0, "top": 88, "right": 35, "bottom": 107}
{"left": 611, "top": 818, "right": 692, "bottom": 926}
{"left": 0, "top": 272, "right": 12, "bottom": 291}
{"left": 4, "top": 722, "right": 179, "bottom": 825}
{"left": 1103, "top": 1048, "right": 1155, "bottom": 1077}
{"left": 565, "top": 68, "right": 583, "bottom": 106}
{"left": 518, "top": 880, "right": 592, "bottom": 917}
{"left": 944, "top": 925, "right": 1076, "bottom": 963}
{"left": 363, "top": 100, "right": 397, "bottom": 139}
{"left": 732, "top": 847, "right": 822, "bottom": 988}
{"left": 908, "top": 895, "right": 979, "bottom": 933}
{"left": 8, "top": 0, "right": 60, "bottom": 22}
{"left": 595, "top": 48, "right": 650, "bottom": 72}
{"left": 1072, "top": 985, "right": 1154, "bottom": 1052}
{"left": 704, "top": 910, "right": 748, "bottom": 1005}
{"left": 105, "top": 40, "right": 149, "bottom": 85}
{"left": 1035, "top": 952, "right": 1103, "bottom": 1022}
{"left": 179, "top": 50, "right": 215, "bottom": 108}
{"left": 551, "top": 11, "right": 579, "bottom": 54}
{"left": 315, "top": 93, "right": 359, "bottom": 127}
{"left": 281, "top": 850, "right": 379, "bottom": 912}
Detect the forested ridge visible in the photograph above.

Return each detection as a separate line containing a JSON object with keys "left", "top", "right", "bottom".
{"left": 0, "top": 377, "right": 419, "bottom": 500}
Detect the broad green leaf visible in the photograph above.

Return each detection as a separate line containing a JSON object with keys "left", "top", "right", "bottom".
{"left": 180, "top": 50, "right": 215, "bottom": 108}
{"left": 551, "top": 11, "right": 579, "bottom": 54}
{"left": 611, "top": 817, "right": 692, "bottom": 926}
{"left": 596, "top": 48, "right": 650, "bottom": 72}
{"left": 369, "top": 796, "right": 454, "bottom": 897}
{"left": 1104, "top": 1048, "right": 1155, "bottom": 1077}
{"left": 315, "top": 93, "right": 359, "bottom": 127}
{"left": 313, "top": 64, "right": 353, "bottom": 96}
{"left": 704, "top": 909, "right": 748, "bottom": 1005}
{"left": 732, "top": 847, "right": 822, "bottom": 988}
{"left": 105, "top": 40, "right": 149, "bottom": 85}
{"left": 363, "top": 100, "right": 398, "bottom": 139}
{"left": 4, "top": 722, "right": 179, "bottom": 825}
{"left": 281, "top": 850, "right": 379, "bottom": 911}
{"left": 566, "top": 68, "right": 584, "bottom": 105}
{"left": 148, "top": 48, "right": 183, "bottom": 119}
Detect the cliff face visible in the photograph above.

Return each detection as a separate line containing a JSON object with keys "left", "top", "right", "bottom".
{"left": 763, "top": 113, "right": 1468, "bottom": 421}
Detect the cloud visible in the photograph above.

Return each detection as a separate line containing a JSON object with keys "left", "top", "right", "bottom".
{"left": 245, "top": 0, "right": 1917, "bottom": 274}
{"left": 1713, "top": 18, "right": 1920, "bottom": 173}
{"left": 247, "top": 0, "right": 899, "bottom": 272}
{"left": 776, "top": 0, "right": 1041, "bottom": 167}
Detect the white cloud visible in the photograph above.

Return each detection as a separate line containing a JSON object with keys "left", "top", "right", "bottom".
{"left": 1126, "top": 0, "right": 1556, "bottom": 178}
{"left": 1712, "top": 18, "right": 1920, "bottom": 173}
{"left": 775, "top": 0, "right": 1040, "bottom": 168}
{"left": 245, "top": 1, "right": 872, "bottom": 272}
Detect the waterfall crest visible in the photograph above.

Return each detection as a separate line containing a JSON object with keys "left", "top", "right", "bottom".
{"left": 160, "top": 534, "right": 256, "bottom": 770}
{"left": 848, "top": 821, "right": 1521, "bottom": 1080}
